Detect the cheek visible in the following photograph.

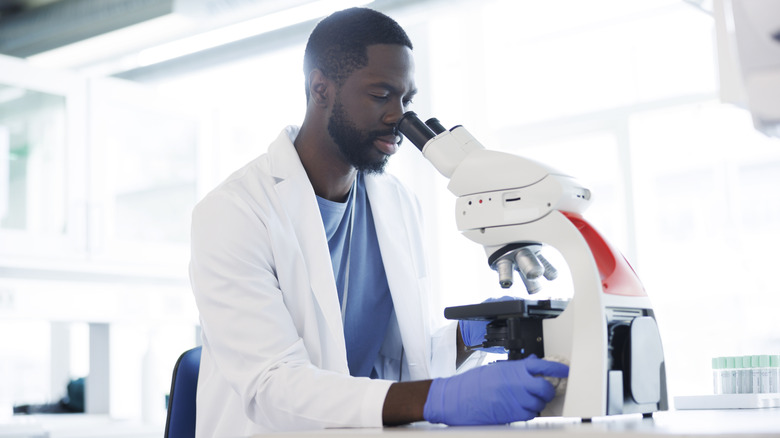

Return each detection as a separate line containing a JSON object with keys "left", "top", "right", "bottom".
{"left": 342, "top": 95, "right": 383, "bottom": 123}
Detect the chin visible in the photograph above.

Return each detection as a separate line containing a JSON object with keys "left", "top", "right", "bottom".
{"left": 357, "top": 159, "right": 388, "bottom": 175}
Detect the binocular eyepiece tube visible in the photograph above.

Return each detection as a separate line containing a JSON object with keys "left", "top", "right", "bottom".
{"left": 396, "top": 111, "right": 447, "bottom": 151}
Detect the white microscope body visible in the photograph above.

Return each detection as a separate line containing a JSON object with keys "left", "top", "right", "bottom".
{"left": 397, "top": 112, "right": 668, "bottom": 419}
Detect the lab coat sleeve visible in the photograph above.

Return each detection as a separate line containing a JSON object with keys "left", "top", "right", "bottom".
{"left": 190, "top": 187, "right": 393, "bottom": 433}
{"left": 429, "top": 321, "right": 458, "bottom": 377}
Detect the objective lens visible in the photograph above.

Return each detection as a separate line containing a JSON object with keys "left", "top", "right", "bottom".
{"left": 519, "top": 270, "right": 543, "bottom": 294}
{"left": 514, "top": 247, "right": 544, "bottom": 280}
{"left": 496, "top": 258, "right": 514, "bottom": 289}
{"left": 537, "top": 253, "right": 558, "bottom": 281}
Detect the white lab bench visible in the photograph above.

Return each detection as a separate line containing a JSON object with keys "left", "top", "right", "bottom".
{"left": 251, "top": 408, "right": 780, "bottom": 438}
{"left": 0, "top": 414, "right": 161, "bottom": 438}
{"left": 3, "top": 408, "right": 779, "bottom": 438}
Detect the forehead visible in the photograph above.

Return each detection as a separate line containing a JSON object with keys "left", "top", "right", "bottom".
{"left": 349, "top": 44, "right": 416, "bottom": 92}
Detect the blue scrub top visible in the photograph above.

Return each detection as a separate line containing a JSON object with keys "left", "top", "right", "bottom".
{"left": 316, "top": 172, "right": 394, "bottom": 378}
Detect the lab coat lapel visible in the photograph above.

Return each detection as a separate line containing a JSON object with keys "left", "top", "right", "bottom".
{"left": 365, "top": 175, "right": 431, "bottom": 379}
{"left": 267, "top": 129, "right": 348, "bottom": 370}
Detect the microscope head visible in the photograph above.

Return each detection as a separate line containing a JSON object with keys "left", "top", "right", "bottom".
{"left": 397, "top": 111, "right": 589, "bottom": 293}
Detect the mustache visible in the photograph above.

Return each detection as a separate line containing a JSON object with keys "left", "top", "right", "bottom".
{"left": 370, "top": 128, "right": 403, "bottom": 145}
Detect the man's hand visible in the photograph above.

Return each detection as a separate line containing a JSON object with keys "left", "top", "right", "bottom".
{"left": 382, "top": 355, "right": 568, "bottom": 426}
{"left": 382, "top": 380, "right": 432, "bottom": 426}
{"left": 423, "top": 356, "right": 569, "bottom": 425}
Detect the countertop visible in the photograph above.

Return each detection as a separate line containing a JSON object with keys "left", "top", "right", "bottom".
{"left": 252, "top": 408, "right": 780, "bottom": 437}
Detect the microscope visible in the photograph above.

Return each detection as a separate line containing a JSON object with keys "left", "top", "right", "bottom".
{"left": 396, "top": 112, "right": 668, "bottom": 419}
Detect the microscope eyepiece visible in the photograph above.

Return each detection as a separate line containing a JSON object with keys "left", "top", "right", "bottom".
{"left": 425, "top": 118, "right": 447, "bottom": 134}
{"left": 397, "top": 111, "right": 437, "bottom": 151}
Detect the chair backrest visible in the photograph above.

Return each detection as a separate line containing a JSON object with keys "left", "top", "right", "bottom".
{"left": 164, "top": 346, "right": 202, "bottom": 438}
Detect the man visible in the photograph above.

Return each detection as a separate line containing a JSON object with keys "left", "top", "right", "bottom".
{"left": 189, "top": 7, "right": 568, "bottom": 436}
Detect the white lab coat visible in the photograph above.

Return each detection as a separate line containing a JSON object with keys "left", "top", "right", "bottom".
{"left": 190, "top": 126, "right": 458, "bottom": 437}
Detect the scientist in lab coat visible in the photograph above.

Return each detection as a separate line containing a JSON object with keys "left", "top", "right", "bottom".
{"left": 189, "top": 7, "right": 568, "bottom": 436}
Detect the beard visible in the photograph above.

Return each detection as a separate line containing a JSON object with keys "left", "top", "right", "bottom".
{"left": 327, "top": 98, "right": 401, "bottom": 175}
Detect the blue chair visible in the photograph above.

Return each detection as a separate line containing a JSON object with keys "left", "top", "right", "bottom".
{"left": 165, "top": 346, "right": 202, "bottom": 438}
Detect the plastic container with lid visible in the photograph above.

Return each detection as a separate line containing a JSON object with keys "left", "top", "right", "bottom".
{"left": 734, "top": 356, "right": 746, "bottom": 394}
{"left": 723, "top": 356, "right": 736, "bottom": 394}
{"left": 741, "top": 355, "right": 754, "bottom": 394}
{"left": 758, "top": 355, "right": 772, "bottom": 393}
{"left": 770, "top": 355, "right": 780, "bottom": 393}
{"left": 712, "top": 357, "right": 722, "bottom": 394}
{"left": 752, "top": 355, "right": 762, "bottom": 394}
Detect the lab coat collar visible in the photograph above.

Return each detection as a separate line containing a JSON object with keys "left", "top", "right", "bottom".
{"left": 267, "top": 127, "right": 349, "bottom": 372}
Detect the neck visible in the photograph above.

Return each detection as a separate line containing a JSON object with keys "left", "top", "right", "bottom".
{"left": 294, "top": 121, "right": 356, "bottom": 202}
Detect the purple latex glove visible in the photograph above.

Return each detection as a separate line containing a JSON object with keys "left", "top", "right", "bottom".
{"left": 459, "top": 296, "right": 516, "bottom": 353}
{"left": 423, "top": 355, "right": 569, "bottom": 425}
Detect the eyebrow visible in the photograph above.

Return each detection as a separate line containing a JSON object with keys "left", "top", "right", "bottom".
{"left": 370, "top": 81, "right": 418, "bottom": 99}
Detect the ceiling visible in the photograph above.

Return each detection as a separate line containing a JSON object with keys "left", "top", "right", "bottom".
{"left": 0, "top": 0, "right": 60, "bottom": 17}
{"left": 0, "top": 0, "right": 176, "bottom": 58}
{"left": 0, "top": 0, "right": 425, "bottom": 79}
{"left": 0, "top": 0, "right": 380, "bottom": 76}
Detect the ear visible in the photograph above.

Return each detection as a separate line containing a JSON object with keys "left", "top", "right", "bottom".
{"left": 307, "top": 69, "right": 333, "bottom": 107}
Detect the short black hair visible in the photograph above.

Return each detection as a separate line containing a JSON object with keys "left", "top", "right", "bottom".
{"left": 303, "top": 7, "right": 413, "bottom": 101}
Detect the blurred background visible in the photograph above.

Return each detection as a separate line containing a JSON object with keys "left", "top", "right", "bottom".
{"left": 1, "top": 0, "right": 779, "bottom": 436}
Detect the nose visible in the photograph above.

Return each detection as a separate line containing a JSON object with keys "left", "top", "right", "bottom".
{"left": 383, "top": 99, "right": 406, "bottom": 127}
